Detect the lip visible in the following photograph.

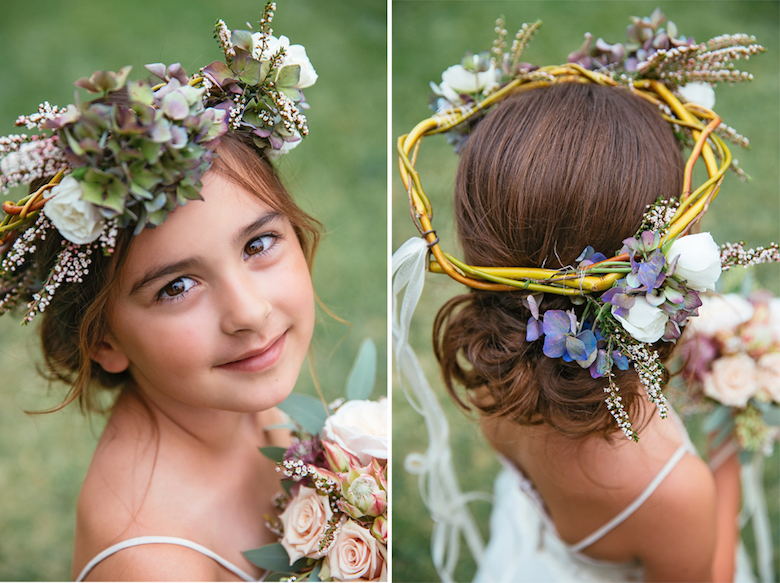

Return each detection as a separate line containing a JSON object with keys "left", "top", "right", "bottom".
{"left": 216, "top": 331, "right": 287, "bottom": 373}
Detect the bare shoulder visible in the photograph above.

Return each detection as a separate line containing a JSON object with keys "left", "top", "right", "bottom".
{"left": 627, "top": 452, "right": 717, "bottom": 581}
{"left": 81, "top": 542, "right": 224, "bottom": 581}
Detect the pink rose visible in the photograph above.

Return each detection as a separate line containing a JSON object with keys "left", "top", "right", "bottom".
{"left": 322, "top": 520, "right": 387, "bottom": 581}
{"left": 703, "top": 353, "right": 758, "bottom": 408}
{"left": 757, "top": 352, "right": 780, "bottom": 403}
{"left": 279, "top": 486, "right": 333, "bottom": 563}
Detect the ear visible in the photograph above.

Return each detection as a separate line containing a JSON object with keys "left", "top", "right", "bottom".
{"left": 92, "top": 335, "right": 130, "bottom": 374}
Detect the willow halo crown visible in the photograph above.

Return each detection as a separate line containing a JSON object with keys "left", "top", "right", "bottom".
{"left": 397, "top": 9, "right": 780, "bottom": 440}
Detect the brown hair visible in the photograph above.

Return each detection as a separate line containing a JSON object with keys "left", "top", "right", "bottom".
{"left": 37, "top": 131, "right": 322, "bottom": 414}
{"left": 433, "top": 82, "right": 684, "bottom": 439}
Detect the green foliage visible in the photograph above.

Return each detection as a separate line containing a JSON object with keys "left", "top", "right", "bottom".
{"left": 346, "top": 338, "right": 377, "bottom": 401}
{"left": 277, "top": 393, "right": 331, "bottom": 435}
{"left": 243, "top": 542, "right": 305, "bottom": 573}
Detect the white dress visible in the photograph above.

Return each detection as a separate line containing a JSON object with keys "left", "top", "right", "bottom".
{"left": 474, "top": 423, "right": 756, "bottom": 583}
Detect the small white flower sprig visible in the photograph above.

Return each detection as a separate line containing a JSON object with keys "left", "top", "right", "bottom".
{"left": 202, "top": 1, "right": 317, "bottom": 158}
{"left": 0, "top": 2, "right": 316, "bottom": 323}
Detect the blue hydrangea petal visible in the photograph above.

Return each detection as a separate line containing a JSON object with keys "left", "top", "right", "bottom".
{"left": 543, "top": 334, "right": 567, "bottom": 359}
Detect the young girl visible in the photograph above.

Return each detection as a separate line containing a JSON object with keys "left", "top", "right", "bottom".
{"left": 393, "top": 5, "right": 778, "bottom": 582}
{"left": 0, "top": 4, "right": 384, "bottom": 580}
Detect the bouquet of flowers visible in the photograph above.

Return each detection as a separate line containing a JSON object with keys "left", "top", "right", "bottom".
{"left": 245, "top": 339, "right": 388, "bottom": 582}
{"left": 679, "top": 292, "right": 780, "bottom": 459}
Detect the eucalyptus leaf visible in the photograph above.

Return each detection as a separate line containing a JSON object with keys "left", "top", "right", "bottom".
{"left": 702, "top": 405, "right": 731, "bottom": 433}
{"left": 762, "top": 404, "right": 780, "bottom": 426}
{"left": 259, "top": 446, "right": 287, "bottom": 463}
{"left": 309, "top": 561, "right": 322, "bottom": 582}
{"left": 346, "top": 338, "right": 377, "bottom": 401}
{"left": 739, "top": 449, "right": 757, "bottom": 466}
{"left": 711, "top": 418, "right": 735, "bottom": 450}
{"left": 264, "top": 422, "right": 298, "bottom": 432}
{"left": 243, "top": 543, "right": 306, "bottom": 573}
{"left": 277, "top": 393, "right": 331, "bottom": 435}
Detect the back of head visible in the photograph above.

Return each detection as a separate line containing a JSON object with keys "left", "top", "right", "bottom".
{"left": 434, "top": 82, "right": 684, "bottom": 438}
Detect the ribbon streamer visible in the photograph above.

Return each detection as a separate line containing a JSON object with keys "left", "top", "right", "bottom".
{"left": 393, "top": 237, "right": 488, "bottom": 582}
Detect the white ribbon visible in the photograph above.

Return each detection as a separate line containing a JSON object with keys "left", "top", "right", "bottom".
{"left": 393, "top": 237, "right": 488, "bottom": 583}
{"left": 740, "top": 455, "right": 775, "bottom": 583}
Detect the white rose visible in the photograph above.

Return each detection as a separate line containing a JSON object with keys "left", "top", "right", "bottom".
{"left": 441, "top": 64, "right": 498, "bottom": 94}
{"left": 429, "top": 80, "right": 461, "bottom": 105}
{"left": 322, "top": 519, "right": 386, "bottom": 582}
{"left": 279, "top": 486, "right": 333, "bottom": 563}
{"left": 686, "top": 293, "right": 754, "bottom": 337}
{"left": 43, "top": 176, "right": 106, "bottom": 244}
{"left": 252, "top": 33, "right": 318, "bottom": 89}
{"left": 667, "top": 232, "right": 722, "bottom": 291}
{"left": 323, "top": 398, "right": 387, "bottom": 465}
{"left": 677, "top": 82, "right": 716, "bottom": 110}
{"left": 613, "top": 296, "right": 669, "bottom": 343}
{"left": 757, "top": 352, "right": 780, "bottom": 403}
{"left": 703, "top": 353, "right": 758, "bottom": 407}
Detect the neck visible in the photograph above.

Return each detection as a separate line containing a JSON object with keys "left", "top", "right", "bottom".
{"left": 121, "top": 383, "right": 258, "bottom": 454}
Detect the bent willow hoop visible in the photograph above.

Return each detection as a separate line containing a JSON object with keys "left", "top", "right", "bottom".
{"left": 399, "top": 65, "right": 729, "bottom": 295}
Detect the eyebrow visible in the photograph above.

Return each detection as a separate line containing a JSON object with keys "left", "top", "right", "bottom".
{"left": 232, "top": 211, "right": 283, "bottom": 246}
{"left": 129, "top": 211, "right": 284, "bottom": 296}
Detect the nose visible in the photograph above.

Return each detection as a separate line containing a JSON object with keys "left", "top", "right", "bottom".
{"left": 218, "top": 268, "right": 273, "bottom": 334}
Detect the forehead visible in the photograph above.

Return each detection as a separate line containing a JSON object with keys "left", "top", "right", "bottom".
{"left": 118, "top": 172, "right": 275, "bottom": 279}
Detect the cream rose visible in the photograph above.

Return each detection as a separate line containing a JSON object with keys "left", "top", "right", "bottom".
{"left": 612, "top": 296, "right": 669, "bottom": 343}
{"left": 757, "top": 352, "right": 780, "bottom": 403}
{"left": 43, "top": 176, "right": 106, "bottom": 244}
{"left": 440, "top": 63, "right": 498, "bottom": 94}
{"left": 703, "top": 353, "right": 758, "bottom": 407}
{"left": 323, "top": 398, "right": 387, "bottom": 465}
{"left": 687, "top": 293, "right": 753, "bottom": 337}
{"left": 322, "top": 520, "right": 386, "bottom": 582}
{"left": 279, "top": 486, "right": 333, "bottom": 563}
{"left": 667, "top": 232, "right": 722, "bottom": 291}
{"left": 253, "top": 34, "right": 318, "bottom": 89}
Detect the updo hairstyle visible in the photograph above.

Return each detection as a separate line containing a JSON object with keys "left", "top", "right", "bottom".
{"left": 433, "top": 82, "right": 685, "bottom": 439}
{"left": 35, "top": 115, "right": 321, "bottom": 414}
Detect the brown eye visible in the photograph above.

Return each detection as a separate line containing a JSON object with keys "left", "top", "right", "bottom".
{"left": 244, "top": 235, "right": 276, "bottom": 257}
{"left": 158, "top": 276, "right": 196, "bottom": 300}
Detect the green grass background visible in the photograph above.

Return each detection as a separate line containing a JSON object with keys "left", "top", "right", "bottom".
{"left": 392, "top": 2, "right": 780, "bottom": 582}
{"left": 0, "top": 0, "right": 386, "bottom": 579}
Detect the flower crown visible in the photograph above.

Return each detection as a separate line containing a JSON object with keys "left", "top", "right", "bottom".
{"left": 398, "top": 10, "right": 780, "bottom": 440}
{"left": 0, "top": 2, "right": 316, "bottom": 323}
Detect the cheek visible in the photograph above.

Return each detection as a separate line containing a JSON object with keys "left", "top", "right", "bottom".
{"left": 109, "top": 307, "right": 213, "bottom": 376}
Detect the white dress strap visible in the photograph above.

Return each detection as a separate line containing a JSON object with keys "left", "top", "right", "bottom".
{"left": 569, "top": 444, "right": 688, "bottom": 552}
{"left": 75, "top": 535, "right": 261, "bottom": 582}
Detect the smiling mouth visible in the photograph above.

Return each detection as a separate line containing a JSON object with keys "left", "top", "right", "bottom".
{"left": 217, "top": 331, "right": 287, "bottom": 373}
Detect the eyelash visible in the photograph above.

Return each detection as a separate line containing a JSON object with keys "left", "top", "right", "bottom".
{"left": 155, "top": 233, "right": 282, "bottom": 303}
{"left": 244, "top": 232, "right": 281, "bottom": 259}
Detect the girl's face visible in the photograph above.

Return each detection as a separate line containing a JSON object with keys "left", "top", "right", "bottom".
{"left": 96, "top": 171, "right": 315, "bottom": 413}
